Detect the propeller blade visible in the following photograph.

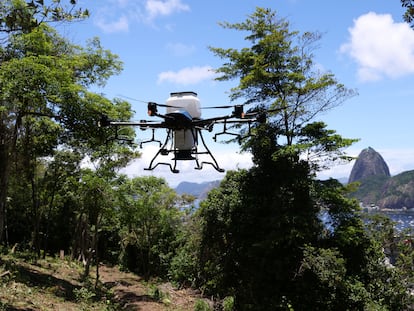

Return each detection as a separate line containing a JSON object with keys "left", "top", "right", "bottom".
{"left": 117, "top": 95, "right": 182, "bottom": 109}
{"left": 201, "top": 105, "right": 235, "bottom": 109}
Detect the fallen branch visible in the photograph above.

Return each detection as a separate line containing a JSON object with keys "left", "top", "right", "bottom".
{"left": 0, "top": 270, "right": 11, "bottom": 278}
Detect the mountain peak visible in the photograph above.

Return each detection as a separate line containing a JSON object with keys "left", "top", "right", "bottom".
{"left": 348, "top": 147, "right": 390, "bottom": 183}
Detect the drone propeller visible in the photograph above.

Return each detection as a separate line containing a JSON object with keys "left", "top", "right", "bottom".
{"left": 201, "top": 104, "right": 235, "bottom": 109}
{"left": 117, "top": 94, "right": 184, "bottom": 110}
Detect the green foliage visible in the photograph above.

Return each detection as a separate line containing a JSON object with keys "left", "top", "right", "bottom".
{"left": 167, "top": 197, "right": 200, "bottom": 287}
{"left": 74, "top": 286, "right": 96, "bottom": 303}
{"left": 198, "top": 135, "right": 322, "bottom": 309}
{"left": 117, "top": 176, "right": 184, "bottom": 279}
{"left": 210, "top": 7, "right": 357, "bottom": 155}
{"left": 0, "top": 0, "right": 88, "bottom": 35}
{"left": 402, "top": 0, "right": 414, "bottom": 28}
{"left": 197, "top": 7, "right": 410, "bottom": 310}
{"left": 194, "top": 299, "right": 212, "bottom": 311}
{"left": 298, "top": 121, "right": 359, "bottom": 172}
{"left": 0, "top": 0, "right": 136, "bottom": 258}
{"left": 222, "top": 296, "right": 234, "bottom": 311}
{"left": 311, "top": 180, "right": 412, "bottom": 310}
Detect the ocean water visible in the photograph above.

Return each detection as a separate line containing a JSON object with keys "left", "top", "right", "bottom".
{"left": 320, "top": 210, "right": 414, "bottom": 233}
{"left": 380, "top": 211, "right": 414, "bottom": 232}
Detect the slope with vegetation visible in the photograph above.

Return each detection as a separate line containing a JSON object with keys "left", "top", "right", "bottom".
{"left": 0, "top": 251, "right": 206, "bottom": 310}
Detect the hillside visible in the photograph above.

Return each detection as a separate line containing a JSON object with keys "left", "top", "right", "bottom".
{"left": 350, "top": 171, "right": 414, "bottom": 209}
{"left": 175, "top": 180, "right": 221, "bottom": 200}
{"left": 0, "top": 252, "right": 208, "bottom": 311}
{"left": 347, "top": 147, "right": 414, "bottom": 209}
{"left": 377, "top": 170, "right": 414, "bottom": 209}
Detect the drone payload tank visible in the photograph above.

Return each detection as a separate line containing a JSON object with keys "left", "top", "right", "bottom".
{"left": 166, "top": 92, "right": 201, "bottom": 160}
{"left": 166, "top": 91, "right": 201, "bottom": 119}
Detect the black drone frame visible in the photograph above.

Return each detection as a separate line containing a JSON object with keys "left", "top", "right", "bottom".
{"left": 98, "top": 100, "right": 273, "bottom": 174}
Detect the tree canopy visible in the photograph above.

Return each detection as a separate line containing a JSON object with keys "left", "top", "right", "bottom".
{"left": 210, "top": 8, "right": 358, "bottom": 172}
{"left": 402, "top": 0, "right": 414, "bottom": 28}
{"left": 195, "top": 7, "right": 411, "bottom": 310}
{"left": 0, "top": 0, "right": 136, "bottom": 248}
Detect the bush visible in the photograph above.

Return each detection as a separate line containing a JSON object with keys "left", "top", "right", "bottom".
{"left": 194, "top": 299, "right": 212, "bottom": 311}
{"left": 223, "top": 296, "right": 234, "bottom": 311}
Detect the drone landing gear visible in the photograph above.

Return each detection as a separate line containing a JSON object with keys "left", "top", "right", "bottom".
{"left": 143, "top": 128, "right": 225, "bottom": 173}
{"left": 139, "top": 128, "right": 162, "bottom": 148}
{"left": 143, "top": 129, "right": 180, "bottom": 173}
{"left": 194, "top": 130, "right": 225, "bottom": 173}
{"left": 212, "top": 119, "right": 254, "bottom": 143}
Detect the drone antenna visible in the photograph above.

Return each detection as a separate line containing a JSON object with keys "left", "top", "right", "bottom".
{"left": 116, "top": 94, "right": 148, "bottom": 104}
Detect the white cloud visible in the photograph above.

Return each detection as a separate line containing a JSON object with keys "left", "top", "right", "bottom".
{"left": 157, "top": 65, "right": 216, "bottom": 85}
{"left": 95, "top": 15, "right": 129, "bottom": 33}
{"left": 93, "top": 0, "right": 190, "bottom": 33}
{"left": 340, "top": 12, "right": 414, "bottom": 82}
{"left": 146, "top": 0, "right": 190, "bottom": 20}
{"left": 379, "top": 148, "right": 414, "bottom": 175}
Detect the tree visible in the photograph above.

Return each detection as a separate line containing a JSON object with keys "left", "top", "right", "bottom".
{"left": 209, "top": 8, "right": 357, "bottom": 152}
{"left": 198, "top": 7, "right": 410, "bottom": 310}
{"left": 199, "top": 124, "right": 322, "bottom": 310}
{"left": 41, "top": 150, "right": 83, "bottom": 256}
{"left": 0, "top": 1, "right": 132, "bottom": 245}
{"left": 306, "top": 179, "right": 411, "bottom": 310}
{"left": 0, "top": 0, "right": 88, "bottom": 36}
{"left": 402, "top": 0, "right": 414, "bottom": 28}
{"left": 117, "top": 176, "right": 184, "bottom": 280}
{"left": 75, "top": 169, "right": 115, "bottom": 286}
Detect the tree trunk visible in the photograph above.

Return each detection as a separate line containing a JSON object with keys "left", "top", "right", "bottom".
{"left": 94, "top": 214, "right": 101, "bottom": 289}
{"left": 0, "top": 149, "right": 8, "bottom": 244}
{"left": 43, "top": 186, "right": 56, "bottom": 259}
{"left": 0, "top": 113, "right": 20, "bottom": 245}
{"left": 0, "top": 141, "right": 11, "bottom": 245}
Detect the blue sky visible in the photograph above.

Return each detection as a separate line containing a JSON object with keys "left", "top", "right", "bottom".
{"left": 65, "top": 0, "right": 413, "bottom": 186}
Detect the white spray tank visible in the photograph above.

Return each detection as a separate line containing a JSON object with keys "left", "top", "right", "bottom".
{"left": 166, "top": 92, "right": 201, "bottom": 159}
{"left": 166, "top": 91, "right": 201, "bottom": 119}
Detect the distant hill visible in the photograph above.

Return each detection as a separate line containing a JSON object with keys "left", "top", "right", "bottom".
{"left": 348, "top": 147, "right": 414, "bottom": 209}
{"left": 378, "top": 170, "right": 414, "bottom": 209}
{"left": 175, "top": 180, "right": 221, "bottom": 200}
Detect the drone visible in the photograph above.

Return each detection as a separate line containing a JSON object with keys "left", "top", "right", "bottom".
{"left": 99, "top": 91, "right": 263, "bottom": 173}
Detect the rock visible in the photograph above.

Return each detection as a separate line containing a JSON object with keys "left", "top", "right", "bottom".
{"left": 348, "top": 147, "right": 390, "bottom": 184}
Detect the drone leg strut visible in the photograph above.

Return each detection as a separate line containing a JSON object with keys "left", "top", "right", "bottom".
{"left": 144, "top": 129, "right": 179, "bottom": 173}
{"left": 195, "top": 129, "right": 225, "bottom": 173}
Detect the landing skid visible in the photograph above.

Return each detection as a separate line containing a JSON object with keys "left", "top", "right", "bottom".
{"left": 142, "top": 128, "right": 225, "bottom": 173}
